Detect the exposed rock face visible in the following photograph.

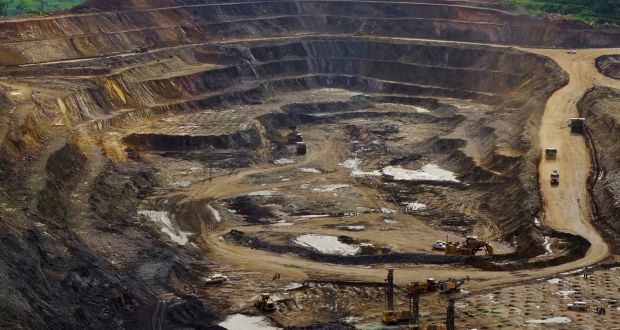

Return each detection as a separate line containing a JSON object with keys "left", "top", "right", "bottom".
{"left": 578, "top": 86, "right": 620, "bottom": 246}
{"left": 0, "top": 0, "right": 617, "bottom": 66}
{"left": 597, "top": 55, "right": 620, "bottom": 79}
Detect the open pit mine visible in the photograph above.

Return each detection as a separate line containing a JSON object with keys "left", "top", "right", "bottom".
{"left": 2, "top": 0, "right": 620, "bottom": 329}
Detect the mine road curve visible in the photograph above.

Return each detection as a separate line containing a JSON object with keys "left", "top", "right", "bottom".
{"left": 527, "top": 48, "right": 620, "bottom": 274}
{"left": 191, "top": 41, "right": 620, "bottom": 290}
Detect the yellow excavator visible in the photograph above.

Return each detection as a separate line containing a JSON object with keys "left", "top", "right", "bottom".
{"left": 254, "top": 293, "right": 275, "bottom": 312}
{"left": 445, "top": 236, "right": 493, "bottom": 256}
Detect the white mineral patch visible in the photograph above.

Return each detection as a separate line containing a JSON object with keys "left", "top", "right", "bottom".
{"left": 560, "top": 268, "right": 584, "bottom": 276}
{"left": 534, "top": 217, "right": 541, "bottom": 227}
{"left": 543, "top": 236, "right": 552, "bottom": 254}
{"left": 382, "top": 164, "right": 459, "bottom": 182}
{"left": 525, "top": 317, "right": 571, "bottom": 324}
{"left": 340, "top": 225, "right": 366, "bottom": 231}
{"left": 381, "top": 103, "right": 431, "bottom": 113}
{"left": 247, "top": 190, "right": 277, "bottom": 196}
{"left": 340, "top": 158, "right": 381, "bottom": 177}
{"left": 383, "top": 219, "right": 398, "bottom": 224}
{"left": 272, "top": 221, "right": 294, "bottom": 227}
{"left": 9, "top": 91, "right": 22, "bottom": 96}
{"left": 547, "top": 278, "right": 562, "bottom": 284}
{"left": 172, "top": 180, "right": 191, "bottom": 188}
{"left": 206, "top": 204, "right": 221, "bottom": 222}
{"left": 554, "top": 290, "right": 576, "bottom": 298}
{"left": 404, "top": 202, "right": 427, "bottom": 211}
{"left": 282, "top": 282, "right": 304, "bottom": 291}
{"left": 484, "top": 293, "right": 497, "bottom": 303}
{"left": 342, "top": 316, "right": 364, "bottom": 324}
{"left": 218, "top": 314, "right": 281, "bottom": 330}
{"left": 312, "top": 184, "right": 349, "bottom": 192}
{"left": 138, "top": 210, "right": 192, "bottom": 245}
{"left": 381, "top": 208, "right": 397, "bottom": 214}
{"left": 294, "top": 234, "right": 360, "bottom": 256}
{"left": 298, "top": 167, "right": 321, "bottom": 174}
{"left": 274, "top": 158, "right": 296, "bottom": 165}
{"left": 297, "top": 214, "right": 330, "bottom": 219}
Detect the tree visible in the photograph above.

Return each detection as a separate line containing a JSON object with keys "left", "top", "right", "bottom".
{"left": 0, "top": 0, "right": 9, "bottom": 16}
{"left": 15, "top": 0, "right": 28, "bottom": 14}
{"left": 39, "top": 0, "right": 49, "bottom": 13}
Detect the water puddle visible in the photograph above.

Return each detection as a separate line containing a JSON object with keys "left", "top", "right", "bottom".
{"left": 138, "top": 210, "right": 192, "bottom": 245}
{"left": 294, "top": 234, "right": 360, "bottom": 255}
{"left": 218, "top": 314, "right": 280, "bottom": 330}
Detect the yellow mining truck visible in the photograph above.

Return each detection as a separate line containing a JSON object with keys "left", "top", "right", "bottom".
{"left": 551, "top": 170, "right": 560, "bottom": 185}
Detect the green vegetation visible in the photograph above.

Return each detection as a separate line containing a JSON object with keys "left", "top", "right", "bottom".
{"left": 0, "top": 0, "right": 86, "bottom": 16}
{"left": 505, "top": 0, "right": 620, "bottom": 24}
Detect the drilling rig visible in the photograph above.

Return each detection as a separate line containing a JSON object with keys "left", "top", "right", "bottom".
{"left": 382, "top": 269, "right": 412, "bottom": 324}
{"left": 381, "top": 269, "right": 461, "bottom": 329}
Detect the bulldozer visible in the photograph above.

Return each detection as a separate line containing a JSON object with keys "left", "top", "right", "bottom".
{"left": 445, "top": 236, "right": 493, "bottom": 256}
{"left": 254, "top": 293, "right": 275, "bottom": 312}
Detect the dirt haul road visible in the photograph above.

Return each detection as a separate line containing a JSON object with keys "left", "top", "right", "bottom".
{"left": 198, "top": 45, "right": 620, "bottom": 290}
{"left": 530, "top": 48, "right": 620, "bottom": 269}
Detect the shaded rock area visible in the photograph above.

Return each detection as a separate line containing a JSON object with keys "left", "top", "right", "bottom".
{"left": 578, "top": 86, "right": 620, "bottom": 247}
{"left": 596, "top": 55, "right": 620, "bottom": 79}
{"left": 224, "top": 229, "right": 471, "bottom": 265}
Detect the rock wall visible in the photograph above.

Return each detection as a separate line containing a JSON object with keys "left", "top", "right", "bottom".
{"left": 578, "top": 86, "right": 620, "bottom": 247}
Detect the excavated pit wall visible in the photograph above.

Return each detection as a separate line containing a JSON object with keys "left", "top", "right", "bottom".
{"left": 0, "top": 1, "right": 619, "bottom": 66}
{"left": 596, "top": 55, "right": 620, "bottom": 80}
{"left": 578, "top": 86, "right": 620, "bottom": 249}
{"left": 96, "top": 37, "right": 569, "bottom": 258}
